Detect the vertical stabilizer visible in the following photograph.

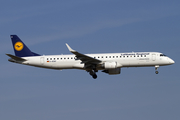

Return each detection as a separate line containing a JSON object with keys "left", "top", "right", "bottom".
{"left": 10, "top": 35, "right": 40, "bottom": 57}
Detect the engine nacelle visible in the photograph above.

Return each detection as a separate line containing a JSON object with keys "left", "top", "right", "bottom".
{"left": 102, "top": 68, "right": 121, "bottom": 75}
{"left": 103, "top": 62, "right": 117, "bottom": 69}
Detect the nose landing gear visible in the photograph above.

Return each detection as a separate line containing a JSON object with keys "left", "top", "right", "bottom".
{"left": 155, "top": 65, "right": 159, "bottom": 74}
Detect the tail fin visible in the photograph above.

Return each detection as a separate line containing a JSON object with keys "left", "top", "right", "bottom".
{"left": 10, "top": 35, "right": 40, "bottom": 57}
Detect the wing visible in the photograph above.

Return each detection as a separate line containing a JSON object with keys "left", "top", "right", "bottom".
{"left": 66, "top": 44, "right": 102, "bottom": 65}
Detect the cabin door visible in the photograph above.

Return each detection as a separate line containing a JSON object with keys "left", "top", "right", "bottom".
{"left": 40, "top": 57, "right": 44, "bottom": 65}
{"left": 152, "top": 54, "right": 156, "bottom": 61}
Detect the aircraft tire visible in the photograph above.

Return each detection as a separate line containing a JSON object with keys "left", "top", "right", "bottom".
{"left": 93, "top": 74, "right": 97, "bottom": 79}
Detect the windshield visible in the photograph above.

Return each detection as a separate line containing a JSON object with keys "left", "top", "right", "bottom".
{"left": 160, "top": 54, "right": 167, "bottom": 57}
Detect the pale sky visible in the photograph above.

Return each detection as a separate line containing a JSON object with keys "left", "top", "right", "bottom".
{"left": 1, "top": 0, "right": 180, "bottom": 120}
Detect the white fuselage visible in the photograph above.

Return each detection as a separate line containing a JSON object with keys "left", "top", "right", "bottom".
{"left": 8, "top": 35, "right": 175, "bottom": 78}
{"left": 19, "top": 52, "right": 174, "bottom": 70}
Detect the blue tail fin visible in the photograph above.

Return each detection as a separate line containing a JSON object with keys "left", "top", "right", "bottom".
{"left": 10, "top": 35, "right": 40, "bottom": 57}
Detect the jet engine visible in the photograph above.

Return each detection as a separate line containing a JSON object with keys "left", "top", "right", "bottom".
{"left": 103, "top": 61, "right": 117, "bottom": 69}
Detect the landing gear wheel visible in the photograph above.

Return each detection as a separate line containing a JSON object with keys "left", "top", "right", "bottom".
{"left": 155, "top": 71, "right": 159, "bottom": 74}
{"left": 92, "top": 74, "right": 97, "bottom": 79}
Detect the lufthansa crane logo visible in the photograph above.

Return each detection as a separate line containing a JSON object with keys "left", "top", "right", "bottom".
{"left": 14, "top": 42, "right": 24, "bottom": 51}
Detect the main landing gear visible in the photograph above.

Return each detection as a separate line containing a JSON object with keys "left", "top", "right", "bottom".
{"left": 155, "top": 65, "right": 159, "bottom": 74}
{"left": 88, "top": 70, "right": 98, "bottom": 79}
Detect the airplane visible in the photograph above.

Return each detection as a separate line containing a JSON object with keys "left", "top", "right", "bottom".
{"left": 6, "top": 35, "right": 175, "bottom": 79}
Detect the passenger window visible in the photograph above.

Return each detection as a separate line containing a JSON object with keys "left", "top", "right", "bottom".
{"left": 50, "top": 58, "right": 52, "bottom": 60}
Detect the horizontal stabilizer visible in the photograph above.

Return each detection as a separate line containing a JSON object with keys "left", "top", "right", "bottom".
{"left": 6, "top": 54, "right": 26, "bottom": 61}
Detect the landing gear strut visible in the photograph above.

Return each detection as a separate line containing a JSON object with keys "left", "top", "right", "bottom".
{"left": 89, "top": 70, "right": 98, "bottom": 79}
{"left": 155, "top": 65, "right": 159, "bottom": 74}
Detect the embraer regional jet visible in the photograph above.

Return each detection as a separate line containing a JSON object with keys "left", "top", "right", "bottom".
{"left": 6, "top": 35, "right": 175, "bottom": 79}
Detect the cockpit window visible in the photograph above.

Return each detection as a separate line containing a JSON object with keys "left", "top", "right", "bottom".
{"left": 160, "top": 54, "right": 166, "bottom": 57}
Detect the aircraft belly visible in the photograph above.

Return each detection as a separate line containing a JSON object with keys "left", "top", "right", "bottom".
{"left": 73, "top": 63, "right": 85, "bottom": 69}
{"left": 50, "top": 61, "right": 74, "bottom": 69}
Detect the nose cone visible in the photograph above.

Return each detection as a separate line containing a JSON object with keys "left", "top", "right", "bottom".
{"left": 169, "top": 58, "right": 175, "bottom": 64}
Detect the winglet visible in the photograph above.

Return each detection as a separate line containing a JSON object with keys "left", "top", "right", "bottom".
{"left": 66, "top": 43, "right": 76, "bottom": 52}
